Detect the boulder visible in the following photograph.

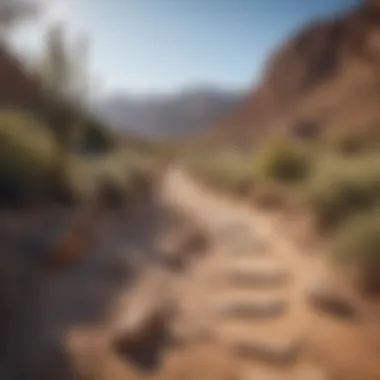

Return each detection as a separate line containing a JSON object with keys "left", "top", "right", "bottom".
{"left": 304, "top": 272, "right": 358, "bottom": 321}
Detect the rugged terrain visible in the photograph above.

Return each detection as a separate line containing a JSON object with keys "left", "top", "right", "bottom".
{"left": 207, "top": 0, "right": 380, "bottom": 144}
{"left": 94, "top": 88, "right": 244, "bottom": 140}
{"left": 2, "top": 167, "right": 380, "bottom": 380}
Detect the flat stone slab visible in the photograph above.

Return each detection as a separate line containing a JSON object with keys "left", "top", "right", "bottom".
{"left": 305, "top": 277, "right": 358, "bottom": 321}
{"left": 226, "top": 265, "right": 290, "bottom": 287}
{"left": 214, "top": 296, "right": 288, "bottom": 319}
{"left": 216, "top": 222, "right": 251, "bottom": 236}
{"left": 216, "top": 223, "right": 270, "bottom": 254}
{"left": 225, "top": 240, "right": 270, "bottom": 256}
{"left": 230, "top": 335, "right": 304, "bottom": 364}
{"left": 242, "top": 365, "right": 328, "bottom": 380}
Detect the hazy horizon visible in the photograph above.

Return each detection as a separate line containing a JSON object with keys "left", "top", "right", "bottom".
{"left": 9, "top": 0, "right": 360, "bottom": 96}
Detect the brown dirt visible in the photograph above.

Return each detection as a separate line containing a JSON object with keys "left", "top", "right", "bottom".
{"left": 152, "top": 168, "right": 380, "bottom": 380}
{"left": 2, "top": 167, "right": 380, "bottom": 380}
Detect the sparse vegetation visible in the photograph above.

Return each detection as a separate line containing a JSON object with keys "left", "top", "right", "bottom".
{"left": 254, "top": 139, "right": 311, "bottom": 184}
{"left": 331, "top": 209, "right": 380, "bottom": 294}
{"left": 0, "top": 108, "right": 59, "bottom": 205}
{"left": 185, "top": 129, "right": 380, "bottom": 293}
{"left": 0, "top": 105, "right": 164, "bottom": 207}
{"left": 303, "top": 155, "right": 380, "bottom": 233}
{"left": 0, "top": 19, "right": 167, "bottom": 209}
{"left": 185, "top": 139, "right": 311, "bottom": 200}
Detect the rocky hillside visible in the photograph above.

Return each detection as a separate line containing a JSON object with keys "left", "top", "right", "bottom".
{"left": 0, "top": 43, "right": 44, "bottom": 111}
{"left": 209, "top": 0, "right": 380, "bottom": 144}
{"left": 94, "top": 88, "right": 244, "bottom": 141}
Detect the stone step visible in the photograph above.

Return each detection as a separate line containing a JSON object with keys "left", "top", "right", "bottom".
{"left": 241, "top": 364, "right": 328, "bottom": 380}
{"left": 225, "top": 264, "right": 290, "bottom": 288}
{"left": 215, "top": 223, "right": 270, "bottom": 254}
{"left": 213, "top": 296, "right": 288, "bottom": 319}
{"left": 304, "top": 275, "right": 358, "bottom": 321}
{"left": 229, "top": 335, "right": 304, "bottom": 364}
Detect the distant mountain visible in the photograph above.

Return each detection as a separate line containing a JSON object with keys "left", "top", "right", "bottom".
{"left": 93, "top": 87, "right": 245, "bottom": 141}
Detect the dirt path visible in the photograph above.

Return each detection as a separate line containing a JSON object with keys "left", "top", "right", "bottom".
{"left": 153, "top": 167, "right": 380, "bottom": 380}
{"left": 0, "top": 194, "right": 202, "bottom": 380}
{"left": 2, "top": 167, "right": 380, "bottom": 380}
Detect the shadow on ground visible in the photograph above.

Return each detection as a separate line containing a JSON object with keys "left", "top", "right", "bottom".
{"left": 0, "top": 193, "right": 204, "bottom": 379}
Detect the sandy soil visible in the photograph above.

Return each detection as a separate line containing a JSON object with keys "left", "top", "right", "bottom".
{"left": 1, "top": 167, "right": 380, "bottom": 380}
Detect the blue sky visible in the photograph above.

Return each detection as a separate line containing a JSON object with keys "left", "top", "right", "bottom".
{"left": 12, "top": 0, "right": 359, "bottom": 95}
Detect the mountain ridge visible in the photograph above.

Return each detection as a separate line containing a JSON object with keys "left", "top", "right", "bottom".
{"left": 206, "top": 0, "right": 380, "bottom": 144}
{"left": 93, "top": 87, "right": 245, "bottom": 141}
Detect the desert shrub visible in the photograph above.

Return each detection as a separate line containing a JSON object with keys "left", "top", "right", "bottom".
{"left": 61, "top": 147, "right": 161, "bottom": 207}
{"left": 0, "top": 108, "right": 59, "bottom": 205}
{"left": 255, "top": 140, "right": 311, "bottom": 184}
{"left": 304, "top": 156, "right": 380, "bottom": 233}
{"left": 331, "top": 209, "right": 380, "bottom": 295}
{"left": 331, "top": 133, "right": 369, "bottom": 156}
{"left": 79, "top": 118, "right": 116, "bottom": 155}
{"left": 96, "top": 152, "right": 159, "bottom": 207}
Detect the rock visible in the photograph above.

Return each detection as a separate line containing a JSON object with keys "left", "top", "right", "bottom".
{"left": 217, "top": 222, "right": 251, "bottom": 237}
{"left": 65, "top": 327, "right": 140, "bottom": 380}
{"left": 180, "top": 229, "right": 210, "bottom": 257}
{"left": 111, "top": 299, "right": 175, "bottom": 371}
{"left": 110, "top": 273, "right": 177, "bottom": 371}
{"left": 241, "top": 365, "right": 328, "bottom": 380}
{"left": 227, "top": 265, "right": 289, "bottom": 287}
{"left": 157, "top": 246, "right": 188, "bottom": 272}
{"left": 169, "top": 319, "right": 216, "bottom": 345}
{"left": 158, "top": 227, "right": 210, "bottom": 272}
{"left": 230, "top": 336, "right": 303, "bottom": 364}
{"left": 216, "top": 222, "right": 270, "bottom": 254}
{"left": 214, "top": 297, "right": 287, "bottom": 319}
{"left": 305, "top": 277, "right": 357, "bottom": 320}
{"left": 240, "top": 369, "right": 282, "bottom": 380}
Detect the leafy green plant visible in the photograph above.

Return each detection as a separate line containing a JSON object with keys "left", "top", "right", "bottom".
{"left": 0, "top": 108, "right": 59, "bottom": 205}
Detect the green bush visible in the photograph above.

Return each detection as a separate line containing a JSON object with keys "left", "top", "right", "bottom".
{"left": 79, "top": 118, "right": 116, "bottom": 154}
{"left": 255, "top": 140, "right": 310, "bottom": 184}
{"left": 0, "top": 108, "right": 59, "bottom": 204}
{"left": 304, "top": 156, "right": 380, "bottom": 232}
{"left": 331, "top": 209, "right": 380, "bottom": 294}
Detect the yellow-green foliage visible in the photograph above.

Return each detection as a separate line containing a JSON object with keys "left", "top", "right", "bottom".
{"left": 304, "top": 155, "right": 380, "bottom": 232}
{"left": 331, "top": 209, "right": 380, "bottom": 294}
{"left": 0, "top": 108, "right": 58, "bottom": 173}
{"left": 0, "top": 108, "right": 60, "bottom": 202}
{"left": 0, "top": 107, "right": 164, "bottom": 206}
{"left": 63, "top": 148, "right": 161, "bottom": 206}
{"left": 254, "top": 139, "right": 311, "bottom": 184}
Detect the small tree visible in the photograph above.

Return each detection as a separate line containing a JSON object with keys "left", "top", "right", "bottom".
{"left": 37, "top": 23, "right": 97, "bottom": 195}
{"left": 38, "top": 23, "right": 96, "bottom": 147}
